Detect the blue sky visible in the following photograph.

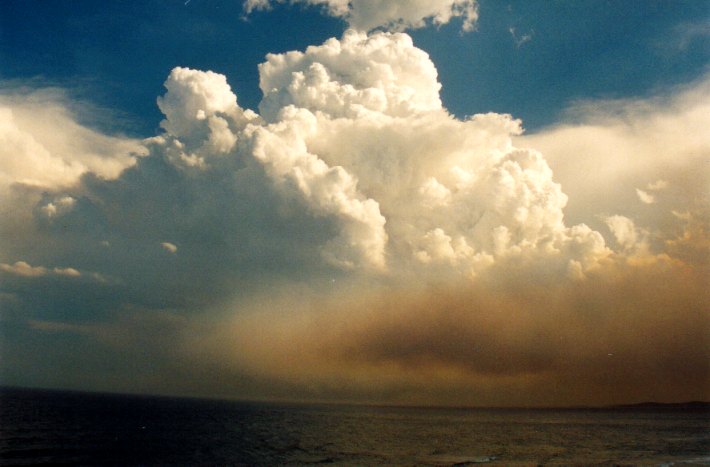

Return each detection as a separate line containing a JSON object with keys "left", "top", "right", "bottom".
{"left": 2, "top": 1, "right": 707, "bottom": 134}
{"left": 0, "top": 1, "right": 708, "bottom": 406}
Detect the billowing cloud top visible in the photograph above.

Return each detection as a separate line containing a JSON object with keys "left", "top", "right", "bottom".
{"left": 142, "top": 30, "right": 610, "bottom": 275}
{"left": 244, "top": 0, "right": 478, "bottom": 32}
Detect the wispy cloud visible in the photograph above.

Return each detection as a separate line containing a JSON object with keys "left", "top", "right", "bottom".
{"left": 0, "top": 88, "right": 146, "bottom": 191}
{"left": 509, "top": 26, "right": 533, "bottom": 48}
{"left": 635, "top": 188, "right": 654, "bottom": 204}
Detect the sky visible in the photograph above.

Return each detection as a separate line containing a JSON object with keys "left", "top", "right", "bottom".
{"left": 0, "top": 0, "right": 708, "bottom": 407}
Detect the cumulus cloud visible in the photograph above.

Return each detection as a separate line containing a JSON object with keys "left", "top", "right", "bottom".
{"left": 0, "top": 261, "right": 82, "bottom": 278}
{"left": 605, "top": 215, "right": 643, "bottom": 251}
{"left": 161, "top": 242, "right": 178, "bottom": 253}
{"left": 3, "top": 25, "right": 619, "bottom": 291}
{"left": 243, "top": 30, "right": 612, "bottom": 275}
{"left": 244, "top": 0, "right": 478, "bottom": 32}
{"left": 39, "top": 195, "right": 77, "bottom": 219}
{"left": 2, "top": 26, "right": 707, "bottom": 405}
{"left": 0, "top": 261, "right": 49, "bottom": 277}
{"left": 156, "top": 67, "right": 257, "bottom": 168}
{"left": 258, "top": 30, "right": 443, "bottom": 120}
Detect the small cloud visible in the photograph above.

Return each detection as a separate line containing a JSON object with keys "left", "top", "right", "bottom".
{"left": 1, "top": 261, "right": 86, "bottom": 278}
{"left": 0, "top": 261, "right": 48, "bottom": 277}
{"left": 161, "top": 242, "right": 178, "bottom": 254}
{"left": 672, "top": 21, "right": 710, "bottom": 52}
{"left": 635, "top": 188, "right": 655, "bottom": 204}
{"left": 40, "top": 196, "right": 76, "bottom": 219}
{"left": 53, "top": 267, "right": 81, "bottom": 277}
{"left": 605, "top": 215, "right": 639, "bottom": 250}
{"left": 243, "top": 0, "right": 271, "bottom": 14}
{"left": 90, "top": 272, "right": 109, "bottom": 283}
{"left": 647, "top": 179, "right": 668, "bottom": 191}
{"left": 509, "top": 27, "right": 533, "bottom": 48}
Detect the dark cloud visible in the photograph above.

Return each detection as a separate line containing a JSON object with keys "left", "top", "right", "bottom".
{"left": 211, "top": 261, "right": 708, "bottom": 406}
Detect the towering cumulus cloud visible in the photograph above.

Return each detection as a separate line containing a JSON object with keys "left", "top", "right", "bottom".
{"left": 146, "top": 29, "right": 608, "bottom": 275}
{"left": 1, "top": 2, "right": 707, "bottom": 406}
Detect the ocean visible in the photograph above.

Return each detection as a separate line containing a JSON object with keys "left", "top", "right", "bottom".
{"left": 1, "top": 387, "right": 708, "bottom": 465}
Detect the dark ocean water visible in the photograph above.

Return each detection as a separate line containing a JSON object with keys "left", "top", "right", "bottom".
{"left": 1, "top": 387, "right": 708, "bottom": 466}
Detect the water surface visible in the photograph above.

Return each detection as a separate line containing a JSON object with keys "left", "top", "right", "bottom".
{"left": 1, "top": 387, "right": 708, "bottom": 465}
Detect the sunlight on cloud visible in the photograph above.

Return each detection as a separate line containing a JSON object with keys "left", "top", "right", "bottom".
{"left": 39, "top": 195, "right": 77, "bottom": 219}
{"left": 161, "top": 242, "right": 178, "bottom": 254}
{"left": 244, "top": 0, "right": 478, "bottom": 32}
{"left": 0, "top": 89, "right": 145, "bottom": 191}
{"left": 0, "top": 261, "right": 49, "bottom": 277}
{"left": 144, "top": 30, "right": 613, "bottom": 275}
{"left": 0, "top": 261, "right": 82, "bottom": 278}
{"left": 635, "top": 188, "right": 655, "bottom": 204}
{"left": 517, "top": 76, "right": 710, "bottom": 268}
{"left": 2, "top": 8, "right": 708, "bottom": 405}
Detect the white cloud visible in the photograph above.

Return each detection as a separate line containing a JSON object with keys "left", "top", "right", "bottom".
{"left": 53, "top": 267, "right": 81, "bottom": 277}
{"left": 347, "top": 0, "right": 478, "bottom": 32}
{"left": 0, "top": 29, "right": 612, "bottom": 281}
{"left": 247, "top": 109, "right": 388, "bottom": 270}
{"left": 161, "top": 242, "right": 178, "bottom": 254}
{"left": 518, "top": 75, "right": 710, "bottom": 260}
{"left": 0, "top": 261, "right": 82, "bottom": 278}
{"left": 6, "top": 31, "right": 704, "bottom": 286}
{"left": 0, "top": 88, "right": 146, "bottom": 191}
{"left": 31, "top": 30, "right": 619, "bottom": 278}
{"left": 635, "top": 188, "right": 655, "bottom": 204}
{"left": 1, "top": 261, "right": 48, "bottom": 277}
{"left": 39, "top": 195, "right": 76, "bottom": 219}
{"left": 243, "top": 0, "right": 271, "bottom": 14}
{"left": 605, "top": 215, "right": 640, "bottom": 251}
{"left": 244, "top": 0, "right": 478, "bottom": 32}
{"left": 240, "top": 30, "right": 610, "bottom": 275}
{"left": 258, "top": 30, "right": 442, "bottom": 121}
{"left": 154, "top": 67, "right": 259, "bottom": 169}
{"left": 152, "top": 63, "right": 388, "bottom": 270}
